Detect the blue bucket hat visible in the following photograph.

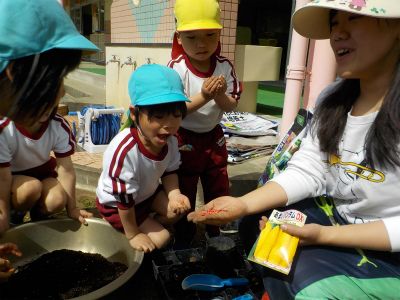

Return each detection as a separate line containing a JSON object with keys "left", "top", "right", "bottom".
{"left": 0, "top": 0, "right": 99, "bottom": 73}
{"left": 128, "top": 64, "right": 190, "bottom": 106}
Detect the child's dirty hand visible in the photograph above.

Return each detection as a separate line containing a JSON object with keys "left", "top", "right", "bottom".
{"left": 67, "top": 208, "right": 93, "bottom": 225}
{"left": 169, "top": 194, "right": 191, "bottom": 215}
{"left": 0, "top": 258, "right": 12, "bottom": 272}
{"left": 201, "top": 76, "right": 222, "bottom": 100}
{"left": 0, "top": 243, "right": 22, "bottom": 258}
{"left": 0, "top": 258, "right": 15, "bottom": 282}
{"left": 129, "top": 233, "right": 156, "bottom": 253}
{"left": 0, "top": 243, "right": 21, "bottom": 282}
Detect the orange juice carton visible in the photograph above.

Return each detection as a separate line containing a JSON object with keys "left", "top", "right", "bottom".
{"left": 248, "top": 209, "right": 307, "bottom": 274}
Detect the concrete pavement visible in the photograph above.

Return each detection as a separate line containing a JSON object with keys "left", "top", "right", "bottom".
{"left": 63, "top": 62, "right": 106, "bottom": 112}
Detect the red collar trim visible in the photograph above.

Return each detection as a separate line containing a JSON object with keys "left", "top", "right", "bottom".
{"left": 130, "top": 127, "right": 168, "bottom": 161}
{"left": 182, "top": 53, "right": 217, "bottom": 78}
{"left": 16, "top": 120, "right": 49, "bottom": 140}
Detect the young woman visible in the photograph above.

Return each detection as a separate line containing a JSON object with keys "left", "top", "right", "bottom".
{"left": 188, "top": 0, "right": 400, "bottom": 298}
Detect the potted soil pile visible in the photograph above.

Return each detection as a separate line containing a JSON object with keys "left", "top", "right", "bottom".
{"left": 0, "top": 249, "right": 128, "bottom": 300}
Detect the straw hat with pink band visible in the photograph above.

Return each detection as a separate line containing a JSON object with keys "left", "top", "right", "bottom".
{"left": 292, "top": 0, "right": 400, "bottom": 40}
{"left": 171, "top": 0, "right": 222, "bottom": 59}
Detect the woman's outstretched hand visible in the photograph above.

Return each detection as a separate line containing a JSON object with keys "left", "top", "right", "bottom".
{"left": 187, "top": 196, "right": 246, "bottom": 226}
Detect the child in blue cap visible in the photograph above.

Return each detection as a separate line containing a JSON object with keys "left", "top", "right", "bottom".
{"left": 96, "top": 64, "right": 191, "bottom": 253}
{"left": 0, "top": 0, "right": 98, "bottom": 280}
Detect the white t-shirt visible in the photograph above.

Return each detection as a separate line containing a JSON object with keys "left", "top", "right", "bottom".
{"left": 272, "top": 84, "right": 400, "bottom": 252}
{"left": 168, "top": 54, "right": 241, "bottom": 133}
{"left": 0, "top": 114, "right": 75, "bottom": 171}
{"left": 96, "top": 127, "right": 181, "bottom": 210}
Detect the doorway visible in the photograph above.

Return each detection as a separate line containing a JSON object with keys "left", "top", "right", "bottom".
{"left": 236, "top": 0, "right": 294, "bottom": 115}
{"left": 237, "top": 0, "right": 293, "bottom": 81}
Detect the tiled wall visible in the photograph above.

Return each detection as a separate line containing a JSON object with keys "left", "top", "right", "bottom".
{"left": 111, "top": 0, "right": 238, "bottom": 61}
{"left": 219, "top": 0, "right": 239, "bottom": 61}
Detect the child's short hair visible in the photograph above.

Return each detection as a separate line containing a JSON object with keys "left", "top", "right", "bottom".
{"left": 121, "top": 100, "right": 188, "bottom": 131}
{"left": 174, "top": 0, "right": 222, "bottom": 32}
{"left": 133, "top": 102, "right": 188, "bottom": 126}
{"left": 5, "top": 49, "right": 82, "bottom": 124}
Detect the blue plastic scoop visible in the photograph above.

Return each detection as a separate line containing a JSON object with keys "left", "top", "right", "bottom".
{"left": 181, "top": 274, "right": 249, "bottom": 291}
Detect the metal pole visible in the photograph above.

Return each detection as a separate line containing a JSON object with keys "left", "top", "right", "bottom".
{"left": 303, "top": 39, "right": 336, "bottom": 109}
{"left": 279, "top": 0, "right": 310, "bottom": 138}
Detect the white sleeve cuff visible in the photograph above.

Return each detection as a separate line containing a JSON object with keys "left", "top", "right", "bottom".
{"left": 382, "top": 217, "right": 400, "bottom": 252}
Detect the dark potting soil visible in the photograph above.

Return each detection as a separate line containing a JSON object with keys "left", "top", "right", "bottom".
{"left": 0, "top": 249, "right": 128, "bottom": 300}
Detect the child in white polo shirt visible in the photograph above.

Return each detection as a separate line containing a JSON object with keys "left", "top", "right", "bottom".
{"left": 96, "top": 64, "right": 191, "bottom": 253}
{"left": 0, "top": 80, "right": 93, "bottom": 234}
{"left": 0, "top": 0, "right": 98, "bottom": 276}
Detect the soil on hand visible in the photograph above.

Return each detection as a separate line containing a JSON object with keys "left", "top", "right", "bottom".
{"left": 0, "top": 249, "right": 128, "bottom": 300}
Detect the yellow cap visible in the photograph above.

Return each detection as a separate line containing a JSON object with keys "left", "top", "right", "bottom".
{"left": 174, "top": 0, "right": 222, "bottom": 32}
